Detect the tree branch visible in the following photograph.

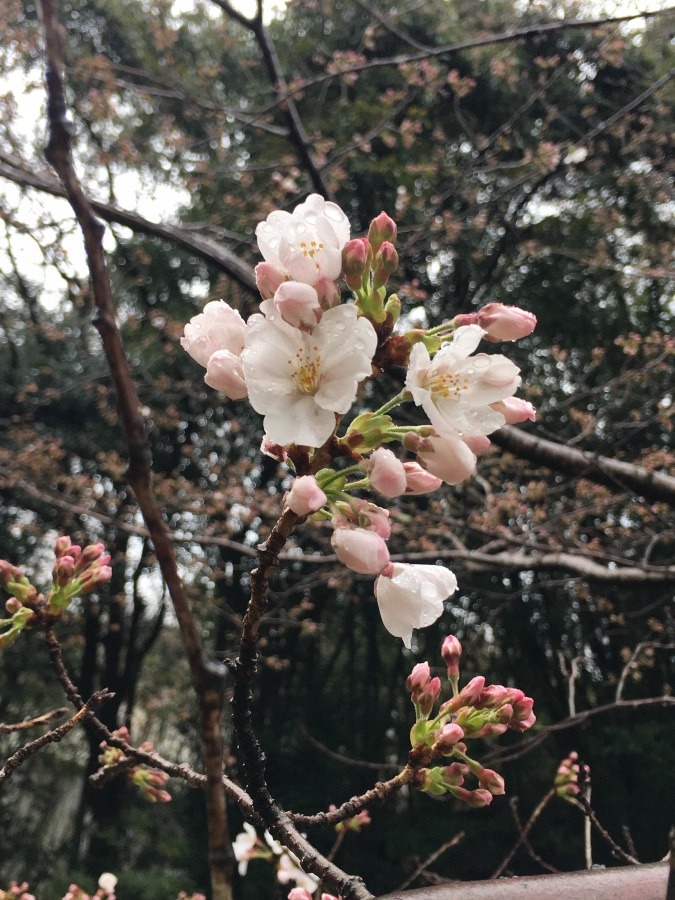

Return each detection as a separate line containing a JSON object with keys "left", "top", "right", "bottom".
{"left": 35, "top": 4, "right": 234, "bottom": 894}
{"left": 491, "top": 425, "right": 675, "bottom": 507}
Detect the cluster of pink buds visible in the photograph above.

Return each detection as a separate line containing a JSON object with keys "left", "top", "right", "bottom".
{"left": 61, "top": 875, "right": 117, "bottom": 900}
{"left": 49, "top": 536, "right": 113, "bottom": 613}
{"left": 98, "top": 728, "right": 172, "bottom": 804}
{"left": 0, "top": 560, "right": 40, "bottom": 648}
{"left": 0, "top": 536, "right": 113, "bottom": 649}
{"left": 554, "top": 751, "right": 590, "bottom": 801}
{"left": 0, "top": 882, "right": 35, "bottom": 900}
{"left": 406, "top": 636, "right": 535, "bottom": 807}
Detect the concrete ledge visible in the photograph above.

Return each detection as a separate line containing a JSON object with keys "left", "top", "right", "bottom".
{"left": 378, "top": 862, "right": 670, "bottom": 899}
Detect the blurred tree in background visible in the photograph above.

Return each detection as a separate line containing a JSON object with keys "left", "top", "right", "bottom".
{"left": 0, "top": 0, "right": 672, "bottom": 896}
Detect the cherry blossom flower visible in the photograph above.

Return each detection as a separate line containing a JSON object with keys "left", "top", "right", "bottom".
{"left": 374, "top": 563, "right": 458, "bottom": 648}
{"left": 242, "top": 304, "right": 377, "bottom": 447}
{"left": 97, "top": 874, "right": 117, "bottom": 896}
{"left": 256, "top": 194, "right": 351, "bottom": 286}
{"left": 406, "top": 325, "right": 520, "bottom": 437}
{"left": 273, "top": 281, "right": 323, "bottom": 328}
{"left": 276, "top": 852, "right": 320, "bottom": 893}
{"left": 402, "top": 462, "right": 442, "bottom": 495}
{"left": 181, "top": 301, "right": 246, "bottom": 367}
{"left": 181, "top": 301, "right": 248, "bottom": 400}
{"left": 232, "top": 823, "right": 259, "bottom": 875}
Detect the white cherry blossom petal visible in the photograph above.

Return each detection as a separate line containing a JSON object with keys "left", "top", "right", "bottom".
{"left": 375, "top": 563, "right": 458, "bottom": 648}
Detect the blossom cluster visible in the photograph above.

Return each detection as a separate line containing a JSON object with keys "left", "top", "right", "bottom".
{"left": 98, "top": 727, "right": 172, "bottom": 804}
{"left": 0, "top": 536, "right": 112, "bottom": 649}
{"left": 232, "top": 824, "right": 320, "bottom": 893}
{"left": 0, "top": 875, "right": 117, "bottom": 900}
{"left": 407, "top": 635, "right": 536, "bottom": 806}
{"left": 554, "top": 751, "right": 590, "bottom": 801}
{"left": 182, "top": 196, "right": 536, "bottom": 647}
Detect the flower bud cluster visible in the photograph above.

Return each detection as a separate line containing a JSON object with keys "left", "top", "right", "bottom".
{"left": 0, "top": 882, "right": 35, "bottom": 900}
{"left": 554, "top": 751, "right": 590, "bottom": 801}
{"left": 407, "top": 636, "right": 535, "bottom": 808}
{"left": 98, "top": 727, "right": 172, "bottom": 804}
{"left": 1, "top": 535, "right": 112, "bottom": 648}
{"left": 181, "top": 198, "right": 537, "bottom": 649}
{"left": 49, "top": 536, "right": 112, "bottom": 612}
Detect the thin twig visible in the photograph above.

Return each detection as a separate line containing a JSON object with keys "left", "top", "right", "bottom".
{"left": 0, "top": 707, "right": 69, "bottom": 734}
{"left": 507, "top": 797, "right": 558, "bottom": 874}
{"left": 396, "top": 832, "right": 465, "bottom": 891}
{"left": 574, "top": 793, "right": 640, "bottom": 866}
{"left": 491, "top": 788, "right": 556, "bottom": 878}
{"left": 0, "top": 691, "right": 111, "bottom": 784}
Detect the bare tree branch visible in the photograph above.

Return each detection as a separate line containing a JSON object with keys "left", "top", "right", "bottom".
{"left": 491, "top": 425, "right": 675, "bottom": 507}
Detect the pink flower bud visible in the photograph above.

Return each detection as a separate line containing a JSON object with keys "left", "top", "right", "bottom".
{"left": 458, "top": 675, "right": 485, "bottom": 706}
{"left": 315, "top": 277, "right": 340, "bottom": 309}
{"left": 53, "top": 556, "right": 76, "bottom": 586}
{"left": 416, "top": 432, "right": 477, "bottom": 485}
{"left": 288, "top": 890, "right": 313, "bottom": 900}
{"left": 367, "top": 211, "right": 397, "bottom": 252}
{"left": 476, "top": 766, "right": 505, "bottom": 795}
{"left": 373, "top": 241, "right": 398, "bottom": 288}
{"left": 204, "top": 350, "right": 248, "bottom": 400}
{"left": 402, "top": 462, "right": 442, "bottom": 495}
{"left": 286, "top": 476, "right": 327, "bottom": 516}
{"left": 273, "top": 281, "right": 323, "bottom": 328}
{"left": 491, "top": 397, "right": 536, "bottom": 424}
{"left": 5, "top": 597, "right": 23, "bottom": 614}
{"left": 342, "top": 238, "right": 370, "bottom": 287}
{"left": 54, "top": 536, "right": 74, "bottom": 558}
{"left": 331, "top": 527, "right": 390, "bottom": 575}
{"left": 442, "top": 762, "right": 469, "bottom": 786}
{"left": 441, "top": 635, "right": 462, "bottom": 679}
{"left": 477, "top": 303, "right": 537, "bottom": 342}
{"left": 334, "top": 499, "right": 392, "bottom": 538}
{"left": 79, "top": 542, "right": 106, "bottom": 566}
{"left": 406, "top": 661, "right": 431, "bottom": 698}
{"left": 477, "top": 684, "right": 509, "bottom": 708}
{"left": 452, "top": 786, "right": 493, "bottom": 808}
{"left": 255, "top": 261, "right": 287, "bottom": 299}
{"left": 418, "top": 676, "right": 442, "bottom": 717}
{"left": 363, "top": 448, "right": 407, "bottom": 498}
{"left": 435, "top": 723, "right": 464, "bottom": 752}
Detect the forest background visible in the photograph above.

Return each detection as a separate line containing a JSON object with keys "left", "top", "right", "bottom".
{"left": 0, "top": 0, "right": 673, "bottom": 897}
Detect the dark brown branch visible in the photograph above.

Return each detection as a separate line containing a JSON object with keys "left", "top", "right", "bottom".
{"left": 508, "top": 797, "right": 559, "bottom": 874}
{"left": 0, "top": 691, "right": 111, "bottom": 784}
{"left": 0, "top": 152, "right": 257, "bottom": 293}
{"left": 35, "top": 4, "right": 234, "bottom": 894}
{"left": 491, "top": 425, "right": 675, "bottom": 507}
{"left": 290, "top": 768, "right": 413, "bottom": 830}
{"left": 212, "top": 0, "right": 334, "bottom": 199}
{"left": 230, "top": 508, "right": 374, "bottom": 899}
